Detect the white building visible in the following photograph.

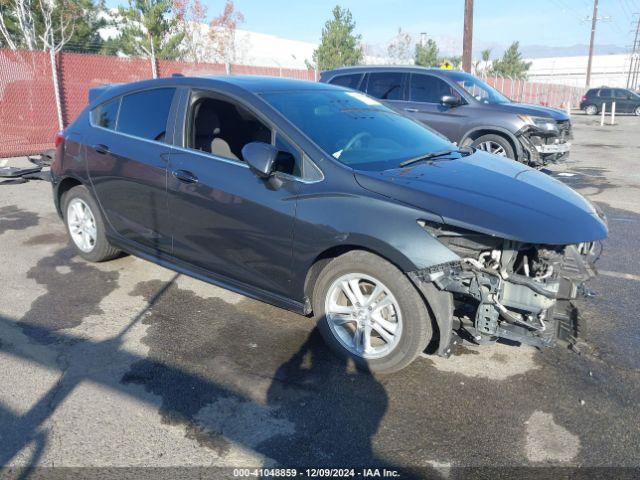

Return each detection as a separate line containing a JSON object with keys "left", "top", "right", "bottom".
{"left": 526, "top": 53, "right": 634, "bottom": 88}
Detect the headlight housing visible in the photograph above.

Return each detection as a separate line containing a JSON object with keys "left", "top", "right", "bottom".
{"left": 518, "top": 115, "right": 559, "bottom": 133}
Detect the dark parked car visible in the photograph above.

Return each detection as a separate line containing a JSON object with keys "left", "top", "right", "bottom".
{"left": 320, "top": 66, "right": 573, "bottom": 167}
{"left": 579, "top": 87, "right": 640, "bottom": 116}
{"left": 51, "top": 76, "right": 607, "bottom": 373}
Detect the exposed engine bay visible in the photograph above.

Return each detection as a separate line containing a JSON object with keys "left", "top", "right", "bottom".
{"left": 410, "top": 221, "right": 600, "bottom": 354}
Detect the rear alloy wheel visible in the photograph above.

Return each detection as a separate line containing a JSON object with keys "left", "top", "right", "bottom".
{"left": 63, "top": 185, "right": 121, "bottom": 262}
{"left": 635, "top": 106, "right": 640, "bottom": 116}
{"left": 471, "top": 134, "right": 515, "bottom": 159}
{"left": 313, "top": 250, "right": 432, "bottom": 373}
{"left": 585, "top": 104, "right": 598, "bottom": 115}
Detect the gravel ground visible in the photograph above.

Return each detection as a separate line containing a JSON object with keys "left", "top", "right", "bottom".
{"left": 0, "top": 113, "right": 639, "bottom": 479}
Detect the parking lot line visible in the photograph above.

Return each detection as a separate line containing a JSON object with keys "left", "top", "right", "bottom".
{"left": 598, "top": 270, "right": 640, "bottom": 282}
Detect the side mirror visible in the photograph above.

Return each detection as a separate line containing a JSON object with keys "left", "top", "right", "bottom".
{"left": 441, "top": 95, "right": 461, "bottom": 107}
{"left": 241, "top": 142, "right": 278, "bottom": 178}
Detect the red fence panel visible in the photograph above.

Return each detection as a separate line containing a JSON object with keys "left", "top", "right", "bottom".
{"left": 0, "top": 50, "right": 59, "bottom": 157}
{"left": 157, "top": 59, "right": 227, "bottom": 77}
{"left": 59, "top": 52, "right": 153, "bottom": 125}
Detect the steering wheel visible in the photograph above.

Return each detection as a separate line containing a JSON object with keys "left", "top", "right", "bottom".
{"left": 342, "top": 132, "right": 373, "bottom": 153}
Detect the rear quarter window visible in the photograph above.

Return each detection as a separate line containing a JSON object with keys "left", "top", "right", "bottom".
{"left": 328, "top": 73, "right": 364, "bottom": 90}
{"left": 117, "top": 88, "right": 176, "bottom": 142}
{"left": 91, "top": 98, "right": 120, "bottom": 130}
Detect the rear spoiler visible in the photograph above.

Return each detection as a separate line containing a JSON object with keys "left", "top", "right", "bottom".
{"left": 88, "top": 83, "right": 122, "bottom": 104}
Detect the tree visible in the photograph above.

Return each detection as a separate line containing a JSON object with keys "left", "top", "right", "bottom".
{"left": 208, "top": 0, "right": 243, "bottom": 64}
{"left": 312, "top": 5, "right": 362, "bottom": 71}
{"left": 172, "top": 0, "right": 207, "bottom": 62}
{"left": 491, "top": 41, "right": 531, "bottom": 79}
{"left": 474, "top": 48, "right": 491, "bottom": 76}
{"left": 387, "top": 27, "right": 411, "bottom": 64}
{"left": 0, "top": 0, "right": 96, "bottom": 51}
{"left": 104, "top": 0, "right": 184, "bottom": 68}
{"left": 414, "top": 38, "right": 438, "bottom": 67}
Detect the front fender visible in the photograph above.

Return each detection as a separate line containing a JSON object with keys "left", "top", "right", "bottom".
{"left": 290, "top": 187, "right": 460, "bottom": 301}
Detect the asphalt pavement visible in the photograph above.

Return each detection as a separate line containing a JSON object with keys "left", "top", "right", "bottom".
{"left": 0, "top": 113, "right": 639, "bottom": 479}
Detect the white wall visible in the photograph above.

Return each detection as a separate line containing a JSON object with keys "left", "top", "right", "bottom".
{"left": 526, "top": 54, "right": 634, "bottom": 88}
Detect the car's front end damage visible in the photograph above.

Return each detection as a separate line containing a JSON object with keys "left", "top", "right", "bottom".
{"left": 409, "top": 222, "right": 602, "bottom": 356}
{"left": 354, "top": 148, "right": 608, "bottom": 358}
{"left": 516, "top": 116, "right": 572, "bottom": 167}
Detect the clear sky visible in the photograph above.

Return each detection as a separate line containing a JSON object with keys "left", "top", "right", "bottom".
{"left": 107, "top": 0, "right": 639, "bottom": 52}
{"left": 235, "top": 0, "right": 636, "bottom": 48}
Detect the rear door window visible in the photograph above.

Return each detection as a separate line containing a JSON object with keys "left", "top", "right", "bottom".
{"left": 329, "top": 73, "right": 364, "bottom": 90}
{"left": 614, "top": 89, "right": 630, "bottom": 99}
{"left": 366, "top": 72, "right": 405, "bottom": 100}
{"left": 91, "top": 98, "right": 120, "bottom": 130}
{"left": 410, "top": 74, "right": 455, "bottom": 103}
{"left": 599, "top": 89, "right": 612, "bottom": 98}
{"left": 117, "top": 88, "right": 176, "bottom": 143}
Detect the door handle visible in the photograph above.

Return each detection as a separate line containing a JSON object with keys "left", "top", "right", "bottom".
{"left": 93, "top": 144, "right": 110, "bottom": 155}
{"left": 404, "top": 108, "right": 419, "bottom": 113}
{"left": 172, "top": 169, "right": 198, "bottom": 184}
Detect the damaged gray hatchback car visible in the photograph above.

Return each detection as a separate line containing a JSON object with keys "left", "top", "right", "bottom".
{"left": 51, "top": 76, "right": 607, "bottom": 373}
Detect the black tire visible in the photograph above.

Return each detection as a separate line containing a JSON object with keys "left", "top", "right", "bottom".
{"left": 62, "top": 185, "right": 120, "bottom": 262}
{"left": 634, "top": 106, "right": 640, "bottom": 116}
{"left": 312, "top": 250, "right": 432, "bottom": 374}
{"left": 471, "top": 133, "right": 516, "bottom": 159}
{"left": 584, "top": 104, "right": 598, "bottom": 115}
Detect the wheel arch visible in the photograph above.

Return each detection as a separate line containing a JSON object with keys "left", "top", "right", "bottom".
{"left": 303, "top": 243, "right": 414, "bottom": 313}
{"left": 54, "top": 176, "right": 84, "bottom": 218}
{"left": 460, "top": 126, "right": 522, "bottom": 160}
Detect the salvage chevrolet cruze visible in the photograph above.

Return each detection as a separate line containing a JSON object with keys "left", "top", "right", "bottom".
{"left": 51, "top": 76, "right": 608, "bottom": 373}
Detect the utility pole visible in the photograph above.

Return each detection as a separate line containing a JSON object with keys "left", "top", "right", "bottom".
{"left": 462, "top": 0, "right": 474, "bottom": 73}
{"left": 627, "top": 16, "right": 640, "bottom": 89}
{"left": 585, "top": 0, "right": 598, "bottom": 87}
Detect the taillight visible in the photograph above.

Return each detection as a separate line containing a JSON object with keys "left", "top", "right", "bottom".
{"left": 580, "top": 95, "right": 587, "bottom": 102}
{"left": 54, "top": 131, "right": 65, "bottom": 147}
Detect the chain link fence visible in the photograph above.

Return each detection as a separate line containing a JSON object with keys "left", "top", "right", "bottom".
{"left": 0, "top": 49, "right": 316, "bottom": 157}
{"left": 1, "top": 48, "right": 581, "bottom": 158}
{"left": 482, "top": 74, "right": 584, "bottom": 110}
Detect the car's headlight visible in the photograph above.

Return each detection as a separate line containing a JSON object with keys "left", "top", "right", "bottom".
{"left": 418, "top": 220, "right": 503, "bottom": 258}
{"left": 518, "top": 115, "right": 559, "bottom": 133}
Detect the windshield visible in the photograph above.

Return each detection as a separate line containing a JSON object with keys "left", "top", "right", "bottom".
{"left": 261, "top": 90, "right": 453, "bottom": 171}
{"left": 446, "top": 71, "right": 511, "bottom": 104}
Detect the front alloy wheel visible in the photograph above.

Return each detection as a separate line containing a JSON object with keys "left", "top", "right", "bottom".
{"left": 476, "top": 140, "right": 506, "bottom": 156}
{"left": 314, "top": 250, "right": 432, "bottom": 373}
{"left": 325, "top": 273, "right": 402, "bottom": 359}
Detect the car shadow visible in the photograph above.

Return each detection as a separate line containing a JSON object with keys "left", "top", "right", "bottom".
{"left": 0, "top": 270, "right": 438, "bottom": 479}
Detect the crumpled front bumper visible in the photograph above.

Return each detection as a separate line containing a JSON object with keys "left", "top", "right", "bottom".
{"left": 409, "top": 242, "right": 600, "bottom": 355}
{"left": 516, "top": 122, "right": 573, "bottom": 167}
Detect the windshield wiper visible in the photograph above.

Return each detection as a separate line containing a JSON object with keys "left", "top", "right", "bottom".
{"left": 399, "top": 146, "right": 474, "bottom": 168}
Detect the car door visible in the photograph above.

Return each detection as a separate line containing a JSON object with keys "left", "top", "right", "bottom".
{"left": 86, "top": 87, "right": 176, "bottom": 253}
{"left": 598, "top": 89, "right": 613, "bottom": 111}
{"left": 166, "top": 89, "right": 298, "bottom": 297}
{"left": 614, "top": 89, "right": 633, "bottom": 113}
{"left": 400, "top": 73, "right": 467, "bottom": 142}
